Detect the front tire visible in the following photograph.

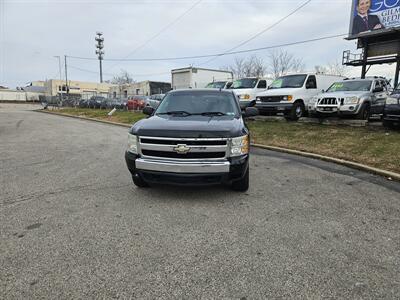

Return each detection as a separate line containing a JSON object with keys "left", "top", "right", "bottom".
{"left": 356, "top": 103, "right": 370, "bottom": 120}
{"left": 132, "top": 173, "right": 149, "bottom": 188}
{"left": 383, "top": 119, "right": 394, "bottom": 129}
{"left": 285, "top": 101, "right": 305, "bottom": 121}
{"left": 231, "top": 168, "right": 249, "bottom": 192}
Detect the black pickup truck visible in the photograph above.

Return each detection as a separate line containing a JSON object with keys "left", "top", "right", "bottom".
{"left": 125, "top": 89, "right": 257, "bottom": 191}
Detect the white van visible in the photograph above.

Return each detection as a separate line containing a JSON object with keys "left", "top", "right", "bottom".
{"left": 229, "top": 77, "right": 273, "bottom": 109}
{"left": 255, "top": 73, "right": 344, "bottom": 121}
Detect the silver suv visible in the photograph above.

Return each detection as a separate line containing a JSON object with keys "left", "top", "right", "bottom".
{"left": 308, "top": 77, "right": 391, "bottom": 120}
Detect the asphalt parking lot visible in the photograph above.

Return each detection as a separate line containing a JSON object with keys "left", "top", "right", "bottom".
{"left": 1, "top": 105, "right": 400, "bottom": 299}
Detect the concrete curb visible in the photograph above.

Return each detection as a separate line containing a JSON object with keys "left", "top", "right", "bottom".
{"left": 253, "top": 144, "right": 400, "bottom": 182}
{"left": 36, "top": 109, "right": 400, "bottom": 182}
{"left": 36, "top": 109, "right": 131, "bottom": 128}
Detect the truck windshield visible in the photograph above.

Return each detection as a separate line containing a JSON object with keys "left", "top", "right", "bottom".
{"left": 156, "top": 91, "right": 239, "bottom": 116}
{"left": 230, "top": 78, "right": 258, "bottom": 89}
{"left": 205, "top": 81, "right": 227, "bottom": 89}
{"left": 269, "top": 75, "right": 307, "bottom": 89}
{"left": 326, "top": 81, "right": 372, "bottom": 92}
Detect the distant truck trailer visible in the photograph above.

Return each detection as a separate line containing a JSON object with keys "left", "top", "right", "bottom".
{"left": 171, "top": 67, "right": 233, "bottom": 90}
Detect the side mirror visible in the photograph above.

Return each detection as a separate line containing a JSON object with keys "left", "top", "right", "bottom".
{"left": 142, "top": 106, "right": 154, "bottom": 116}
{"left": 321, "top": 89, "right": 325, "bottom": 93}
{"left": 243, "top": 107, "right": 258, "bottom": 117}
{"left": 373, "top": 86, "right": 384, "bottom": 93}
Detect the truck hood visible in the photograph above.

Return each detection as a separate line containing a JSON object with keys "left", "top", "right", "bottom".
{"left": 130, "top": 115, "right": 247, "bottom": 138}
{"left": 256, "top": 88, "right": 301, "bottom": 96}
{"left": 231, "top": 88, "right": 255, "bottom": 96}
{"left": 317, "top": 91, "right": 370, "bottom": 98}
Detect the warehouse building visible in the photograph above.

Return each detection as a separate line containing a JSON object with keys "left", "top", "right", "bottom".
{"left": 109, "top": 80, "right": 171, "bottom": 99}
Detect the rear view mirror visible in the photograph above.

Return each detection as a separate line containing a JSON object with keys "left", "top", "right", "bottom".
{"left": 142, "top": 106, "right": 154, "bottom": 116}
{"left": 373, "top": 86, "right": 384, "bottom": 93}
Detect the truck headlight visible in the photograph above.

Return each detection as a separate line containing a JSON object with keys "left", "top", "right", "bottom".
{"left": 240, "top": 94, "right": 251, "bottom": 100}
{"left": 282, "top": 95, "right": 293, "bottom": 101}
{"left": 230, "top": 135, "right": 249, "bottom": 157}
{"left": 386, "top": 97, "right": 399, "bottom": 105}
{"left": 127, "top": 133, "right": 138, "bottom": 154}
{"left": 344, "top": 96, "right": 359, "bottom": 104}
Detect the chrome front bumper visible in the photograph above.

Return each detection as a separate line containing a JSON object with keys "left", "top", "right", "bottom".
{"left": 135, "top": 158, "right": 230, "bottom": 174}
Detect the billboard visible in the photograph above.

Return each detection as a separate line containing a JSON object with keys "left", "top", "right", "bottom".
{"left": 349, "top": 0, "right": 400, "bottom": 38}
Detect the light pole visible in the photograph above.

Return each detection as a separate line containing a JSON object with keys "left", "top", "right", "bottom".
{"left": 53, "top": 56, "right": 62, "bottom": 101}
{"left": 95, "top": 32, "right": 104, "bottom": 83}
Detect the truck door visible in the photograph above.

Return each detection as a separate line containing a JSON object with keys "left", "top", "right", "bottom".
{"left": 304, "top": 75, "right": 317, "bottom": 106}
{"left": 372, "top": 80, "right": 386, "bottom": 114}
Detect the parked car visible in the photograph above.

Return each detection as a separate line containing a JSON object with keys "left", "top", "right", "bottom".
{"left": 229, "top": 77, "right": 271, "bottom": 109}
{"left": 145, "top": 94, "right": 164, "bottom": 109}
{"left": 383, "top": 84, "right": 400, "bottom": 128}
{"left": 78, "top": 99, "right": 90, "bottom": 108}
{"left": 109, "top": 99, "right": 125, "bottom": 110}
{"left": 127, "top": 96, "right": 147, "bottom": 111}
{"left": 88, "top": 96, "right": 105, "bottom": 109}
{"left": 255, "top": 73, "right": 344, "bottom": 120}
{"left": 125, "top": 89, "right": 258, "bottom": 191}
{"left": 309, "top": 77, "right": 391, "bottom": 120}
{"left": 100, "top": 98, "right": 112, "bottom": 109}
{"left": 205, "top": 81, "right": 232, "bottom": 89}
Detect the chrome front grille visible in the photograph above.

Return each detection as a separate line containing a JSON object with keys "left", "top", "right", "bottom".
{"left": 318, "top": 98, "right": 338, "bottom": 105}
{"left": 258, "top": 96, "right": 283, "bottom": 102}
{"left": 139, "top": 136, "right": 229, "bottom": 160}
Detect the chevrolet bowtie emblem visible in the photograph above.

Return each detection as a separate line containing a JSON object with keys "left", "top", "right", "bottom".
{"left": 173, "top": 144, "right": 190, "bottom": 154}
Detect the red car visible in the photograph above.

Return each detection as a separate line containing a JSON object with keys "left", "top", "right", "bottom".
{"left": 127, "top": 96, "right": 146, "bottom": 111}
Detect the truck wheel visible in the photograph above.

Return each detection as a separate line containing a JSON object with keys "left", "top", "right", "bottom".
{"left": 356, "top": 103, "right": 370, "bottom": 120}
{"left": 383, "top": 119, "right": 394, "bottom": 129}
{"left": 132, "top": 173, "right": 149, "bottom": 188}
{"left": 231, "top": 168, "right": 249, "bottom": 192}
{"left": 285, "top": 101, "right": 304, "bottom": 121}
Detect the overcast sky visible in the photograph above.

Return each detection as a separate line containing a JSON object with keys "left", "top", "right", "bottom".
{"left": 0, "top": 0, "right": 396, "bottom": 88}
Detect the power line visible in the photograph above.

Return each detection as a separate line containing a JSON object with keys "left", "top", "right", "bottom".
{"left": 105, "top": 0, "right": 202, "bottom": 72}
{"left": 67, "top": 33, "right": 347, "bottom": 63}
{"left": 66, "top": 33, "right": 347, "bottom": 78}
{"left": 68, "top": 64, "right": 114, "bottom": 76}
{"left": 199, "top": 0, "right": 312, "bottom": 66}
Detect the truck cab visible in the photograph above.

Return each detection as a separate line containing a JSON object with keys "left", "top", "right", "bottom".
{"left": 255, "top": 73, "right": 344, "bottom": 121}
{"left": 125, "top": 89, "right": 258, "bottom": 191}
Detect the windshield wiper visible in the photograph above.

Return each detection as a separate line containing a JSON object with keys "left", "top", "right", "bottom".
{"left": 199, "top": 111, "right": 227, "bottom": 116}
{"left": 157, "top": 111, "right": 192, "bottom": 116}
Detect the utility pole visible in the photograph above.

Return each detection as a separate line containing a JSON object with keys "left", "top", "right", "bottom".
{"left": 54, "top": 56, "right": 62, "bottom": 101}
{"left": 64, "top": 55, "right": 68, "bottom": 95}
{"left": 95, "top": 32, "right": 104, "bottom": 83}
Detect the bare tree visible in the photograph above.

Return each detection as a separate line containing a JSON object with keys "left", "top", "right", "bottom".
{"left": 268, "top": 49, "right": 304, "bottom": 78}
{"left": 315, "top": 61, "right": 348, "bottom": 76}
{"left": 221, "top": 55, "right": 267, "bottom": 79}
{"left": 111, "top": 69, "right": 134, "bottom": 84}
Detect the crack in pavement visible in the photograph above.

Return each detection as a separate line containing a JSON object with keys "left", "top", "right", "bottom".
{"left": 0, "top": 182, "right": 131, "bottom": 209}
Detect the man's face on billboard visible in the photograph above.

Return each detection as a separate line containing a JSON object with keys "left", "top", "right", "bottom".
{"left": 357, "top": 0, "right": 371, "bottom": 15}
